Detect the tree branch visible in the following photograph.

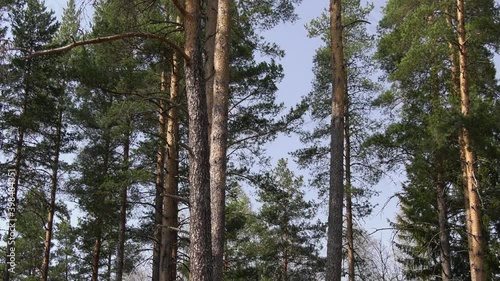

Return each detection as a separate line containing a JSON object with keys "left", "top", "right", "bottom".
{"left": 343, "top": 20, "right": 371, "bottom": 30}
{"left": 162, "top": 193, "right": 189, "bottom": 204}
{"left": 25, "top": 32, "right": 190, "bottom": 64}
{"left": 171, "top": 0, "right": 188, "bottom": 18}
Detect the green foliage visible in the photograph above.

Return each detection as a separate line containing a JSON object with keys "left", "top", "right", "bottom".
{"left": 374, "top": 0, "right": 500, "bottom": 278}
{"left": 254, "top": 159, "right": 325, "bottom": 280}
{"left": 295, "top": 0, "right": 380, "bottom": 212}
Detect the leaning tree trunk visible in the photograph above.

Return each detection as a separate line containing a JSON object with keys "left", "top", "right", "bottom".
{"left": 326, "top": 0, "right": 347, "bottom": 280}
{"left": 160, "top": 50, "right": 181, "bottom": 281}
{"left": 345, "top": 99, "right": 355, "bottom": 281}
{"left": 184, "top": 0, "right": 213, "bottom": 279}
{"left": 456, "top": 0, "right": 486, "bottom": 279}
{"left": 41, "top": 102, "right": 64, "bottom": 281}
{"left": 116, "top": 122, "right": 131, "bottom": 281}
{"left": 210, "top": 0, "right": 231, "bottom": 280}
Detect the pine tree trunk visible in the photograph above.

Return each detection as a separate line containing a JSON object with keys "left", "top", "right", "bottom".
{"left": 41, "top": 102, "right": 64, "bottom": 281}
{"left": 326, "top": 0, "right": 347, "bottom": 280}
{"left": 184, "top": 0, "right": 213, "bottom": 279}
{"left": 106, "top": 250, "right": 112, "bottom": 281}
{"left": 116, "top": 123, "right": 130, "bottom": 281}
{"left": 282, "top": 228, "right": 289, "bottom": 281}
{"left": 3, "top": 127, "right": 24, "bottom": 281}
{"left": 153, "top": 95, "right": 167, "bottom": 281}
{"left": 210, "top": 0, "right": 231, "bottom": 280}
{"left": 91, "top": 229, "right": 102, "bottom": 281}
{"left": 345, "top": 101, "right": 355, "bottom": 281}
{"left": 430, "top": 62, "right": 453, "bottom": 281}
{"left": 456, "top": 0, "right": 486, "bottom": 279}
{"left": 160, "top": 51, "right": 180, "bottom": 281}
{"left": 446, "top": 9, "right": 460, "bottom": 97}
{"left": 205, "top": 0, "right": 218, "bottom": 135}
{"left": 436, "top": 171, "right": 452, "bottom": 281}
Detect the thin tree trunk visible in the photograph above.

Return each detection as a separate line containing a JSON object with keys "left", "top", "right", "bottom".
{"left": 456, "top": 0, "right": 486, "bottom": 279}
{"left": 430, "top": 61, "right": 453, "bottom": 281}
{"left": 326, "top": 0, "right": 347, "bottom": 280}
{"left": 210, "top": 0, "right": 231, "bottom": 280}
{"left": 3, "top": 127, "right": 24, "bottom": 281}
{"left": 436, "top": 171, "right": 452, "bottom": 281}
{"left": 160, "top": 50, "right": 180, "bottom": 281}
{"left": 205, "top": 0, "right": 218, "bottom": 135}
{"left": 41, "top": 101, "right": 64, "bottom": 281}
{"left": 446, "top": 8, "right": 460, "bottom": 97}
{"left": 92, "top": 124, "right": 111, "bottom": 281}
{"left": 107, "top": 249, "right": 112, "bottom": 281}
{"left": 282, "top": 228, "right": 288, "bottom": 281}
{"left": 184, "top": 0, "right": 213, "bottom": 279}
{"left": 116, "top": 122, "right": 131, "bottom": 281}
{"left": 91, "top": 228, "right": 102, "bottom": 281}
{"left": 153, "top": 93, "right": 167, "bottom": 281}
{"left": 345, "top": 99, "right": 354, "bottom": 281}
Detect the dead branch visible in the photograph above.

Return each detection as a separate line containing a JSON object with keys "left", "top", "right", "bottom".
{"left": 25, "top": 32, "right": 190, "bottom": 64}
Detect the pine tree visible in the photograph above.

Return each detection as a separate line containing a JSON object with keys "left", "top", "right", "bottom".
{"left": 374, "top": 0, "right": 500, "bottom": 278}
{"left": 0, "top": 0, "right": 59, "bottom": 279}
{"left": 255, "top": 159, "right": 325, "bottom": 280}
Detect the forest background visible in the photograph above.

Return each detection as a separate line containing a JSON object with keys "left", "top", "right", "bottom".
{"left": 0, "top": 0, "right": 499, "bottom": 280}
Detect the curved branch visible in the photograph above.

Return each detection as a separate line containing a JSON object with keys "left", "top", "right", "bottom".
{"left": 26, "top": 32, "right": 190, "bottom": 64}
{"left": 343, "top": 20, "right": 371, "bottom": 30}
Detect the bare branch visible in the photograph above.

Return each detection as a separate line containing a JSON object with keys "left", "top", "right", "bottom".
{"left": 162, "top": 193, "right": 189, "bottom": 204}
{"left": 25, "top": 32, "right": 190, "bottom": 63}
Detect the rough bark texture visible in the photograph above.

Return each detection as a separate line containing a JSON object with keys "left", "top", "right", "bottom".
{"left": 456, "top": 0, "right": 486, "bottom": 279}
{"left": 345, "top": 102, "right": 354, "bottom": 281}
{"left": 185, "top": 0, "right": 213, "bottom": 279}
{"left": 153, "top": 97, "right": 167, "bottom": 281}
{"left": 41, "top": 104, "right": 63, "bottom": 281}
{"left": 116, "top": 125, "right": 130, "bottom": 281}
{"left": 205, "top": 0, "right": 218, "bottom": 135}
{"left": 326, "top": 0, "right": 346, "bottom": 280}
{"left": 160, "top": 51, "right": 180, "bottom": 281}
{"left": 210, "top": 0, "right": 231, "bottom": 280}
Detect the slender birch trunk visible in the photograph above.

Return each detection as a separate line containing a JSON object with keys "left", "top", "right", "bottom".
{"left": 456, "top": 0, "right": 486, "bottom": 279}
{"left": 326, "top": 0, "right": 347, "bottom": 280}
